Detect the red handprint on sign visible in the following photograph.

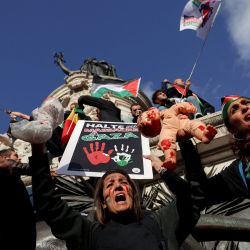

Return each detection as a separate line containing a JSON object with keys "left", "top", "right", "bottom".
{"left": 83, "top": 142, "right": 113, "bottom": 165}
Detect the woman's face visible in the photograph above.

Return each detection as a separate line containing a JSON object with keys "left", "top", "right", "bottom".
{"left": 228, "top": 97, "right": 250, "bottom": 135}
{"left": 102, "top": 173, "right": 133, "bottom": 214}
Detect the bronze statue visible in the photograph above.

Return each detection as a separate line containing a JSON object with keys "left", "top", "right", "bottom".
{"left": 54, "top": 52, "right": 118, "bottom": 78}
{"left": 54, "top": 52, "right": 74, "bottom": 75}
{"left": 80, "top": 57, "right": 118, "bottom": 77}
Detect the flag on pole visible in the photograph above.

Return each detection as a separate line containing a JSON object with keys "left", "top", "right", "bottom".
{"left": 180, "top": 0, "right": 221, "bottom": 39}
{"left": 91, "top": 76, "right": 141, "bottom": 98}
{"left": 61, "top": 109, "right": 79, "bottom": 145}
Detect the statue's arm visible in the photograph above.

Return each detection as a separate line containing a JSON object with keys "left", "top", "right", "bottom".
{"left": 54, "top": 52, "right": 73, "bottom": 75}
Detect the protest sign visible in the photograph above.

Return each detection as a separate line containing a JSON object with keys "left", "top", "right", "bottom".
{"left": 57, "top": 120, "right": 153, "bottom": 179}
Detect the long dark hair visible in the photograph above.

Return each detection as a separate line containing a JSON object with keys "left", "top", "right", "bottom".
{"left": 94, "top": 169, "right": 143, "bottom": 224}
{"left": 232, "top": 137, "right": 250, "bottom": 160}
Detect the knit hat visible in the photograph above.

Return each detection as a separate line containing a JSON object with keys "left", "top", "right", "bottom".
{"left": 221, "top": 95, "right": 241, "bottom": 128}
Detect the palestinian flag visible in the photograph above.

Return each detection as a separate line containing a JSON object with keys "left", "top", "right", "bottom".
{"left": 173, "top": 83, "right": 187, "bottom": 96}
{"left": 91, "top": 75, "right": 141, "bottom": 98}
{"left": 61, "top": 109, "right": 79, "bottom": 145}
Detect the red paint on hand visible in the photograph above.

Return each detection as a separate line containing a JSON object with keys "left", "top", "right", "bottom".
{"left": 83, "top": 142, "right": 113, "bottom": 165}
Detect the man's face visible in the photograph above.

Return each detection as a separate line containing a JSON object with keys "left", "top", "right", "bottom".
{"left": 155, "top": 92, "right": 167, "bottom": 104}
{"left": 0, "top": 151, "right": 20, "bottom": 169}
{"left": 228, "top": 97, "right": 250, "bottom": 135}
{"left": 8, "top": 151, "right": 21, "bottom": 163}
{"left": 131, "top": 105, "right": 142, "bottom": 117}
{"left": 174, "top": 78, "right": 185, "bottom": 87}
{"left": 102, "top": 173, "right": 133, "bottom": 214}
{"left": 0, "top": 157, "right": 10, "bottom": 168}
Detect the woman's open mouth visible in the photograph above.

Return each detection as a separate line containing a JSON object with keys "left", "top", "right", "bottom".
{"left": 115, "top": 193, "right": 126, "bottom": 204}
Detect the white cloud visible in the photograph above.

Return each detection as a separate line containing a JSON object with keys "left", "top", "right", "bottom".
{"left": 224, "top": 0, "right": 250, "bottom": 61}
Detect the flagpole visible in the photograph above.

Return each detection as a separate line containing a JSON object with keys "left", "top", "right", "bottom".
{"left": 66, "top": 113, "right": 77, "bottom": 134}
{"left": 182, "top": 1, "right": 222, "bottom": 99}
{"left": 181, "top": 32, "right": 209, "bottom": 100}
{"left": 188, "top": 0, "right": 222, "bottom": 81}
{"left": 188, "top": 36, "right": 208, "bottom": 81}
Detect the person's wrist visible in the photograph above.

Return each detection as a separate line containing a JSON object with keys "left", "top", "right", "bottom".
{"left": 158, "top": 166, "right": 168, "bottom": 176}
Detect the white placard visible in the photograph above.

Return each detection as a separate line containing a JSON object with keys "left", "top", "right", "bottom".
{"left": 57, "top": 120, "right": 153, "bottom": 179}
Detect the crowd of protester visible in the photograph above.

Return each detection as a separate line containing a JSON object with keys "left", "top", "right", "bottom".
{"left": 1, "top": 76, "right": 250, "bottom": 250}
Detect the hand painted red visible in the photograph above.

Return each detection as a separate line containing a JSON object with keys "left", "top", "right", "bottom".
{"left": 83, "top": 142, "right": 113, "bottom": 165}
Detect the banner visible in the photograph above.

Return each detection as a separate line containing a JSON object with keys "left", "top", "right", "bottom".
{"left": 57, "top": 121, "right": 153, "bottom": 179}
{"left": 180, "top": 0, "right": 221, "bottom": 39}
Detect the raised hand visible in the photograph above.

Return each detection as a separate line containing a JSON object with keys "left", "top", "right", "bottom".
{"left": 111, "top": 144, "right": 134, "bottom": 167}
{"left": 143, "top": 154, "right": 163, "bottom": 173}
{"left": 177, "top": 102, "right": 197, "bottom": 114}
{"left": 83, "top": 142, "right": 113, "bottom": 165}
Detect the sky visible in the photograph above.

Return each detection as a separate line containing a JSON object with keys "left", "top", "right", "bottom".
{"left": 1, "top": 0, "right": 250, "bottom": 134}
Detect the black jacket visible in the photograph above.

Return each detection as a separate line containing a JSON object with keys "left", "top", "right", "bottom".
{"left": 179, "top": 140, "right": 249, "bottom": 207}
{"left": 0, "top": 167, "right": 36, "bottom": 250}
{"left": 165, "top": 87, "right": 215, "bottom": 115}
{"left": 31, "top": 152, "right": 201, "bottom": 250}
{"left": 78, "top": 95, "right": 121, "bottom": 122}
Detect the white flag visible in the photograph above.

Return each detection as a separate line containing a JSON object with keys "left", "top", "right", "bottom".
{"left": 180, "top": 0, "right": 221, "bottom": 39}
